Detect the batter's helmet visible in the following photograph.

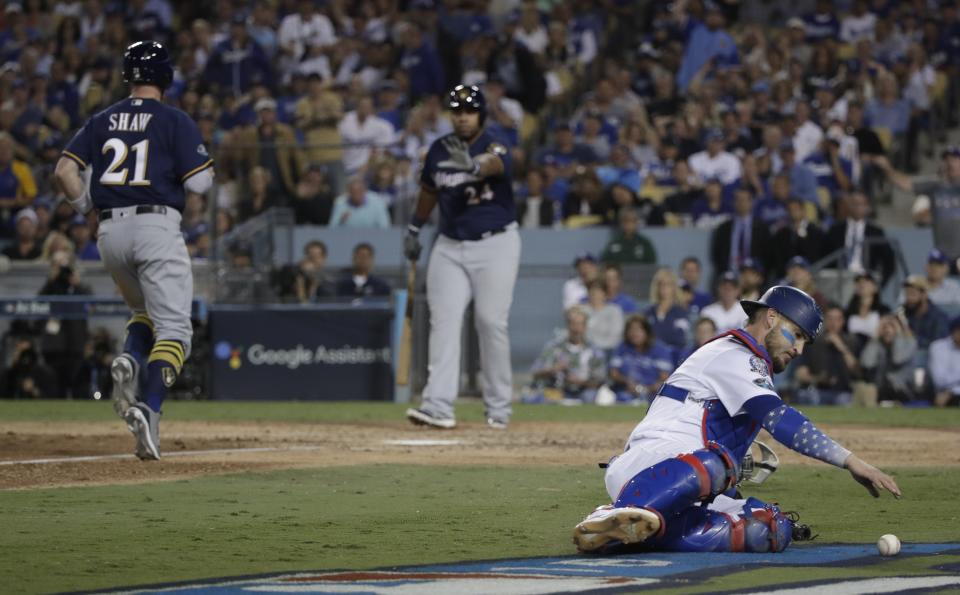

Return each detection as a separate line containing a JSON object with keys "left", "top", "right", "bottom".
{"left": 123, "top": 41, "right": 173, "bottom": 90}
{"left": 740, "top": 285, "right": 824, "bottom": 341}
{"left": 448, "top": 84, "right": 486, "bottom": 124}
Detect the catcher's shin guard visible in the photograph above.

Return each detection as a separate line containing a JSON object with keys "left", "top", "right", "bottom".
{"left": 648, "top": 497, "right": 793, "bottom": 553}
{"left": 614, "top": 442, "right": 740, "bottom": 522}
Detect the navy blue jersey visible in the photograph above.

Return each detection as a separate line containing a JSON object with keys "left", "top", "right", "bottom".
{"left": 420, "top": 131, "right": 515, "bottom": 240}
{"left": 62, "top": 97, "right": 213, "bottom": 212}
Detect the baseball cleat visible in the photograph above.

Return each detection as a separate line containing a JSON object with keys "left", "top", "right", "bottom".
{"left": 405, "top": 408, "right": 456, "bottom": 429}
{"left": 573, "top": 505, "right": 661, "bottom": 553}
{"left": 110, "top": 354, "right": 139, "bottom": 418}
{"left": 125, "top": 403, "right": 161, "bottom": 460}
{"left": 486, "top": 417, "right": 508, "bottom": 430}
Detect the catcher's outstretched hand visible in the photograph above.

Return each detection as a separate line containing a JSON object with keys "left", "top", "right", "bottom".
{"left": 437, "top": 137, "right": 475, "bottom": 172}
{"left": 845, "top": 454, "right": 902, "bottom": 499}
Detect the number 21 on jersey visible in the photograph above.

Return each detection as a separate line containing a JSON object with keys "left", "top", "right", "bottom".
{"left": 101, "top": 138, "right": 150, "bottom": 186}
{"left": 465, "top": 182, "right": 493, "bottom": 205}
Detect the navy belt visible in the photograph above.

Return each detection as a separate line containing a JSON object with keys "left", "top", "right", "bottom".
{"left": 478, "top": 225, "right": 511, "bottom": 240}
{"left": 656, "top": 383, "right": 689, "bottom": 402}
{"left": 99, "top": 205, "right": 168, "bottom": 222}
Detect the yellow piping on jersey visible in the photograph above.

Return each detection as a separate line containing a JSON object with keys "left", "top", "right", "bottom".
{"left": 62, "top": 150, "right": 87, "bottom": 168}
{"left": 181, "top": 159, "right": 213, "bottom": 182}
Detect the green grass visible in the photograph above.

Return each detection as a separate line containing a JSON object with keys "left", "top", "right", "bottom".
{"left": 2, "top": 400, "right": 960, "bottom": 428}
{"left": 1, "top": 464, "right": 957, "bottom": 594}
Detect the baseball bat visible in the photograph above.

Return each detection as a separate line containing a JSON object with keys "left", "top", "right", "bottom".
{"left": 396, "top": 260, "right": 416, "bottom": 386}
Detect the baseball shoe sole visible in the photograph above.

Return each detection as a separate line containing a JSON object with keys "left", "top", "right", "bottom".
{"left": 405, "top": 408, "right": 456, "bottom": 429}
{"left": 573, "top": 506, "right": 661, "bottom": 553}
{"left": 125, "top": 403, "right": 161, "bottom": 461}
{"left": 110, "top": 354, "right": 139, "bottom": 418}
{"left": 486, "top": 417, "right": 508, "bottom": 430}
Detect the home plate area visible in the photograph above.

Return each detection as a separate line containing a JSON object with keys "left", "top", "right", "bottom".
{"left": 102, "top": 544, "right": 960, "bottom": 594}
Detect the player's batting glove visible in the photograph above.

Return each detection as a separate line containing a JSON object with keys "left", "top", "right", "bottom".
{"left": 404, "top": 225, "right": 422, "bottom": 261}
{"left": 437, "top": 137, "right": 479, "bottom": 174}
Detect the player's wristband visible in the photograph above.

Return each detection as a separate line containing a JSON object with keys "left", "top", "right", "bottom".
{"left": 407, "top": 219, "right": 424, "bottom": 235}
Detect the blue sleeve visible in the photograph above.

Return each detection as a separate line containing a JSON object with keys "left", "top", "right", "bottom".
{"left": 744, "top": 395, "right": 852, "bottom": 467}
{"left": 63, "top": 119, "right": 94, "bottom": 169}
{"left": 174, "top": 112, "right": 214, "bottom": 182}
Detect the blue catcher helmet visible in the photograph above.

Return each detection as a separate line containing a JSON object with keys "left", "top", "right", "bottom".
{"left": 448, "top": 84, "right": 486, "bottom": 124}
{"left": 741, "top": 285, "right": 824, "bottom": 341}
{"left": 123, "top": 41, "right": 173, "bottom": 90}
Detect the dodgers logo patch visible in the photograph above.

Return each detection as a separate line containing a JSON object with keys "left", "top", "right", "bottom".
{"left": 749, "top": 355, "right": 769, "bottom": 377}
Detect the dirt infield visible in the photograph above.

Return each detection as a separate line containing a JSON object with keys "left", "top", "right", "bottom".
{"left": 2, "top": 420, "right": 958, "bottom": 490}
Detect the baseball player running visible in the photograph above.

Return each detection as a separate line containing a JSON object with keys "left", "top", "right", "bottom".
{"left": 573, "top": 286, "right": 901, "bottom": 553}
{"left": 54, "top": 41, "right": 214, "bottom": 460}
{"left": 404, "top": 84, "right": 520, "bottom": 430}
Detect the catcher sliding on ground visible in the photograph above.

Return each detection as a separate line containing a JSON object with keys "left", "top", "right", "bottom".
{"left": 54, "top": 41, "right": 214, "bottom": 460}
{"left": 573, "top": 286, "right": 901, "bottom": 553}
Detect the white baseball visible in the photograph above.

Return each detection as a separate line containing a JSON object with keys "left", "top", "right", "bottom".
{"left": 877, "top": 534, "right": 901, "bottom": 556}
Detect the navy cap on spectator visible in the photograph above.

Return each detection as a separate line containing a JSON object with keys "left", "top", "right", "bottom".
{"left": 787, "top": 256, "right": 810, "bottom": 270}
{"left": 573, "top": 252, "right": 597, "bottom": 266}
{"left": 750, "top": 80, "right": 771, "bottom": 95}
{"left": 69, "top": 214, "right": 87, "bottom": 228}
{"left": 718, "top": 270, "right": 739, "bottom": 285}
{"left": 680, "top": 280, "right": 693, "bottom": 292}
{"left": 928, "top": 249, "right": 950, "bottom": 264}
{"left": 740, "top": 258, "right": 764, "bottom": 274}
{"left": 778, "top": 140, "right": 795, "bottom": 154}
{"left": 33, "top": 196, "right": 55, "bottom": 212}
{"left": 941, "top": 146, "right": 960, "bottom": 159}
{"left": 705, "top": 128, "right": 724, "bottom": 142}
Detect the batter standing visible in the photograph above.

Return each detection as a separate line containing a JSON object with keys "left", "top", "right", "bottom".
{"left": 404, "top": 85, "right": 520, "bottom": 429}
{"left": 54, "top": 41, "right": 215, "bottom": 460}
{"left": 573, "top": 286, "right": 901, "bottom": 554}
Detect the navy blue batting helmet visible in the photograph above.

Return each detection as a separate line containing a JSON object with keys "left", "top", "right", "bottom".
{"left": 741, "top": 285, "right": 824, "bottom": 341}
{"left": 123, "top": 41, "right": 173, "bottom": 90}
{"left": 448, "top": 84, "right": 486, "bottom": 124}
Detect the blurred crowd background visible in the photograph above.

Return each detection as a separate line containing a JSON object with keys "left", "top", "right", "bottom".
{"left": 1, "top": 0, "right": 960, "bottom": 407}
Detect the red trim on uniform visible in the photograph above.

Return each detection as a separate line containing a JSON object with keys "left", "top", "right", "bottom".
{"left": 678, "top": 454, "right": 711, "bottom": 499}
{"left": 704, "top": 329, "right": 773, "bottom": 376}
{"left": 644, "top": 506, "right": 667, "bottom": 538}
{"left": 726, "top": 514, "right": 746, "bottom": 552}
{"left": 700, "top": 407, "right": 709, "bottom": 447}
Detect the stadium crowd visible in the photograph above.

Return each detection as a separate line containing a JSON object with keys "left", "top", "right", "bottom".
{"left": 1, "top": 0, "right": 960, "bottom": 405}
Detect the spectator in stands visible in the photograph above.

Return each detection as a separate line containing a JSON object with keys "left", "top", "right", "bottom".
{"left": 583, "top": 279, "right": 624, "bottom": 351}
{"left": 929, "top": 316, "right": 960, "bottom": 407}
{"left": 338, "top": 96, "right": 395, "bottom": 177}
{"left": 688, "top": 128, "right": 743, "bottom": 186}
{"left": 901, "top": 275, "right": 950, "bottom": 350}
{"left": 204, "top": 14, "right": 273, "bottom": 96}
{"left": 596, "top": 144, "right": 642, "bottom": 194}
{"left": 601, "top": 263, "right": 638, "bottom": 314}
{"left": 866, "top": 72, "right": 910, "bottom": 148}
{"left": 295, "top": 74, "right": 344, "bottom": 190}
{"left": 541, "top": 123, "right": 597, "bottom": 179}
{"left": 925, "top": 249, "right": 960, "bottom": 308}
{"left": 845, "top": 271, "right": 890, "bottom": 348}
{"left": 702, "top": 271, "right": 746, "bottom": 332}
{"left": 562, "top": 166, "right": 608, "bottom": 226}
{"left": 771, "top": 196, "right": 824, "bottom": 279}
{"left": 752, "top": 172, "right": 790, "bottom": 230}
{"left": 335, "top": 242, "right": 391, "bottom": 299}
{"left": 563, "top": 252, "right": 598, "bottom": 310}
{"left": 738, "top": 258, "right": 765, "bottom": 301}
{"left": 291, "top": 239, "right": 334, "bottom": 302}
{"left": 0, "top": 339, "right": 59, "bottom": 399}
{"left": 794, "top": 304, "right": 859, "bottom": 406}
{"left": 710, "top": 186, "right": 771, "bottom": 283}
{"left": 399, "top": 21, "right": 445, "bottom": 103}
{"left": 516, "top": 169, "right": 556, "bottom": 228}
{"left": 645, "top": 267, "right": 691, "bottom": 353}
{"left": 238, "top": 166, "right": 275, "bottom": 221}
{"left": 804, "top": 134, "right": 853, "bottom": 202}
{"left": 606, "top": 314, "right": 673, "bottom": 404}
{"left": 679, "top": 256, "right": 712, "bottom": 313}
{"left": 525, "top": 306, "right": 606, "bottom": 404}
{"left": 483, "top": 76, "right": 523, "bottom": 148}
{"left": 690, "top": 178, "right": 732, "bottom": 229}
{"left": 576, "top": 110, "right": 612, "bottom": 161}
{"left": 235, "top": 97, "right": 305, "bottom": 203}
{"left": 677, "top": 316, "right": 718, "bottom": 364}
{"left": 31, "top": 197, "right": 53, "bottom": 245}
{"left": 278, "top": 0, "right": 337, "bottom": 68}
{"left": 328, "top": 175, "right": 390, "bottom": 229}
{"left": 2, "top": 207, "right": 42, "bottom": 260}
{"left": 600, "top": 206, "right": 656, "bottom": 265}
{"left": 38, "top": 247, "right": 91, "bottom": 399}
{"left": 67, "top": 215, "right": 99, "bottom": 261}
{"left": 803, "top": 0, "right": 841, "bottom": 42}
{"left": 840, "top": 0, "right": 877, "bottom": 44}
{"left": 779, "top": 140, "right": 819, "bottom": 205}
{"left": 0, "top": 131, "right": 38, "bottom": 230}
{"left": 784, "top": 256, "right": 829, "bottom": 309}
{"left": 291, "top": 162, "right": 334, "bottom": 225}
{"left": 823, "top": 191, "right": 895, "bottom": 286}
{"left": 860, "top": 313, "right": 919, "bottom": 404}
{"left": 662, "top": 160, "right": 701, "bottom": 222}
{"left": 676, "top": 1, "right": 739, "bottom": 92}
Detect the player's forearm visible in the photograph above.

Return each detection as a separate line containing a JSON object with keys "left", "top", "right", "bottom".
{"left": 54, "top": 157, "right": 93, "bottom": 214}
{"left": 744, "top": 396, "right": 851, "bottom": 468}
{"left": 410, "top": 186, "right": 438, "bottom": 229}
{"left": 474, "top": 153, "right": 504, "bottom": 178}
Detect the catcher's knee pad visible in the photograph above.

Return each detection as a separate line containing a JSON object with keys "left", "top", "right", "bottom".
{"left": 614, "top": 442, "right": 739, "bottom": 521}
{"left": 741, "top": 497, "right": 793, "bottom": 553}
